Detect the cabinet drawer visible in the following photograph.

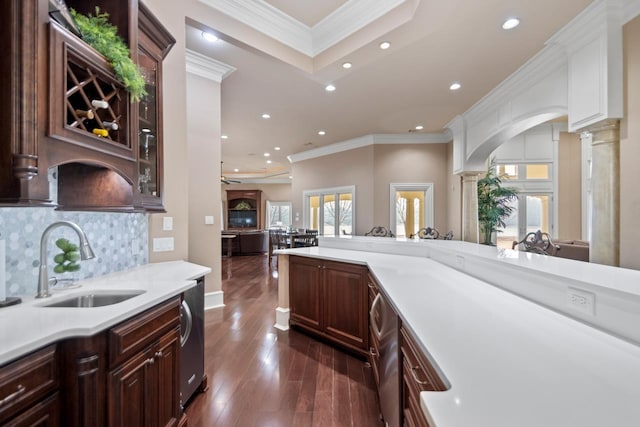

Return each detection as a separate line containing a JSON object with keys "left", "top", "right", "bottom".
{"left": 400, "top": 326, "right": 446, "bottom": 392}
{"left": 0, "top": 345, "right": 58, "bottom": 423}
{"left": 3, "top": 392, "right": 60, "bottom": 427}
{"left": 369, "top": 327, "right": 380, "bottom": 387}
{"left": 109, "top": 297, "right": 181, "bottom": 366}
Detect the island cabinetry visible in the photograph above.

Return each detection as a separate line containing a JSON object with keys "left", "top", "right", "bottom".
{"left": 108, "top": 296, "right": 181, "bottom": 427}
{"left": 400, "top": 325, "right": 447, "bottom": 427}
{"left": 0, "top": 345, "right": 60, "bottom": 426}
{"left": 289, "top": 255, "right": 369, "bottom": 356}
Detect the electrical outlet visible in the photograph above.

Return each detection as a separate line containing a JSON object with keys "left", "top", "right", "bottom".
{"left": 567, "top": 287, "right": 595, "bottom": 316}
{"left": 131, "top": 238, "right": 139, "bottom": 255}
{"left": 455, "top": 255, "right": 465, "bottom": 269}
{"left": 153, "top": 237, "right": 174, "bottom": 252}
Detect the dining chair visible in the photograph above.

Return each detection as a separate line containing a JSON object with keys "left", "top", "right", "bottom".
{"left": 512, "top": 230, "right": 560, "bottom": 255}
{"left": 364, "top": 226, "right": 395, "bottom": 237}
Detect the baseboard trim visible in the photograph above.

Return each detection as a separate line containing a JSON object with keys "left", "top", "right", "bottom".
{"left": 274, "top": 307, "right": 290, "bottom": 331}
{"left": 204, "top": 291, "right": 225, "bottom": 311}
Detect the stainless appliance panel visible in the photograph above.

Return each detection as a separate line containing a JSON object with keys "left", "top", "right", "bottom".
{"left": 180, "top": 277, "right": 205, "bottom": 407}
{"left": 371, "top": 292, "right": 400, "bottom": 427}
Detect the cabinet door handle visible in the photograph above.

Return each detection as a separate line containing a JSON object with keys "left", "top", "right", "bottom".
{"left": 155, "top": 351, "right": 163, "bottom": 359}
{"left": 370, "top": 347, "right": 378, "bottom": 357}
{"left": 0, "top": 384, "right": 26, "bottom": 407}
{"left": 410, "top": 366, "right": 430, "bottom": 386}
{"left": 367, "top": 282, "right": 375, "bottom": 289}
{"left": 147, "top": 357, "right": 155, "bottom": 366}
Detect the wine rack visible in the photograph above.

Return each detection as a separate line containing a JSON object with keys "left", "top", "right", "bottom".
{"left": 49, "top": 20, "right": 134, "bottom": 161}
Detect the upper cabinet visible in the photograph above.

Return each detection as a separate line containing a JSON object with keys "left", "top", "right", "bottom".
{"left": 0, "top": 0, "right": 174, "bottom": 211}
{"left": 136, "top": 3, "right": 175, "bottom": 211}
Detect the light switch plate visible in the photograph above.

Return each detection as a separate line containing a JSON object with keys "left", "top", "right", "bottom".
{"left": 205, "top": 216, "right": 214, "bottom": 225}
{"left": 163, "top": 217, "right": 173, "bottom": 231}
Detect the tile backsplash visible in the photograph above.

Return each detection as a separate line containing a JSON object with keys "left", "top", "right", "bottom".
{"left": 0, "top": 208, "right": 148, "bottom": 297}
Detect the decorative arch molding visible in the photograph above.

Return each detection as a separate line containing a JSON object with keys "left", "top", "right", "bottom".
{"left": 448, "top": 0, "right": 637, "bottom": 174}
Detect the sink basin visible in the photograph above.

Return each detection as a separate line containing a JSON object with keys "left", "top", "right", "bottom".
{"left": 40, "top": 290, "right": 146, "bottom": 308}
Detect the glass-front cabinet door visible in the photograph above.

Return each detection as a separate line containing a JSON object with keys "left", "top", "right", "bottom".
{"left": 137, "top": 45, "right": 160, "bottom": 207}
{"left": 136, "top": 4, "right": 175, "bottom": 211}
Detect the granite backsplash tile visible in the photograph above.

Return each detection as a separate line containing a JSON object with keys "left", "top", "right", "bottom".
{"left": 0, "top": 208, "right": 148, "bottom": 297}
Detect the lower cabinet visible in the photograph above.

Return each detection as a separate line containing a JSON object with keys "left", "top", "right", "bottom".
{"left": 367, "top": 274, "right": 381, "bottom": 388}
{"left": 289, "top": 256, "right": 369, "bottom": 355}
{"left": 108, "top": 328, "right": 180, "bottom": 427}
{"left": 0, "top": 296, "right": 185, "bottom": 427}
{"left": 0, "top": 345, "right": 60, "bottom": 426}
{"left": 400, "top": 325, "right": 447, "bottom": 427}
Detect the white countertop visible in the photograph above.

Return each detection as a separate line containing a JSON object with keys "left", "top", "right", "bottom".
{"left": 0, "top": 260, "right": 211, "bottom": 366}
{"left": 281, "top": 247, "right": 640, "bottom": 427}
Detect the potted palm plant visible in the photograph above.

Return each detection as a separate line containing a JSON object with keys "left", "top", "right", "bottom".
{"left": 477, "top": 159, "right": 518, "bottom": 245}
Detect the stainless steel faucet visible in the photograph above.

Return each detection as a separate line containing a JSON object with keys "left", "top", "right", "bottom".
{"left": 37, "top": 221, "right": 95, "bottom": 298}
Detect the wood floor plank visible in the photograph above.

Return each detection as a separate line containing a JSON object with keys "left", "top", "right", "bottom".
{"left": 185, "top": 254, "right": 382, "bottom": 427}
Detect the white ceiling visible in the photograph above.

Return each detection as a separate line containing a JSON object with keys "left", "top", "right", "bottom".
{"left": 185, "top": 0, "right": 594, "bottom": 180}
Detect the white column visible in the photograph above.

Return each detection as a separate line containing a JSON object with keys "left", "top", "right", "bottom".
{"left": 584, "top": 119, "right": 620, "bottom": 266}
{"left": 461, "top": 173, "right": 480, "bottom": 244}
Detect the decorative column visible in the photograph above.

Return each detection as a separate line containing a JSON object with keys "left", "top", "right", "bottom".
{"left": 584, "top": 119, "right": 620, "bottom": 266}
{"left": 461, "top": 173, "right": 480, "bottom": 243}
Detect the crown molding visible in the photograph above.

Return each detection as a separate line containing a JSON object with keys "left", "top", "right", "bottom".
{"left": 228, "top": 178, "right": 292, "bottom": 184}
{"left": 310, "top": 0, "right": 406, "bottom": 56}
{"left": 198, "top": 0, "right": 312, "bottom": 54}
{"left": 185, "top": 48, "right": 237, "bottom": 82}
{"left": 198, "top": 0, "right": 410, "bottom": 57}
{"left": 287, "top": 132, "right": 450, "bottom": 163}
{"left": 624, "top": 0, "right": 640, "bottom": 24}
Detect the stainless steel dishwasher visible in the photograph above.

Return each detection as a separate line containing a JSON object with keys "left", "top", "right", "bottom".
{"left": 180, "top": 277, "right": 205, "bottom": 407}
{"left": 371, "top": 290, "right": 400, "bottom": 427}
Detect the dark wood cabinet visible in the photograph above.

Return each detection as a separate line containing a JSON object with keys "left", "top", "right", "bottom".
{"left": 135, "top": 3, "right": 175, "bottom": 211}
{"left": 0, "top": 0, "right": 173, "bottom": 211}
{"left": 400, "top": 325, "right": 447, "bottom": 427}
{"left": 226, "top": 190, "right": 262, "bottom": 230}
{"left": 0, "top": 345, "right": 59, "bottom": 426}
{"left": 108, "top": 296, "right": 182, "bottom": 427}
{"left": 289, "top": 255, "right": 369, "bottom": 356}
{"left": 108, "top": 327, "right": 180, "bottom": 427}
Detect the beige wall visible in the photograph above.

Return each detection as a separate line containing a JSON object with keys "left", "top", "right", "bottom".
{"left": 372, "top": 144, "right": 451, "bottom": 233}
{"left": 187, "top": 73, "right": 222, "bottom": 293}
{"left": 620, "top": 16, "right": 640, "bottom": 270}
{"left": 291, "top": 146, "right": 375, "bottom": 235}
{"left": 221, "top": 183, "right": 292, "bottom": 228}
{"left": 557, "top": 131, "right": 582, "bottom": 241}
{"left": 291, "top": 144, "right": 455, "bottom": 237}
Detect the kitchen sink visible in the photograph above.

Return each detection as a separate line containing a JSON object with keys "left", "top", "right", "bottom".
{"left": 39, "top": 290, "right": 146, "bottom": 308}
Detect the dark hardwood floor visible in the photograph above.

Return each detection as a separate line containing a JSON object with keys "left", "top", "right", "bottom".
{"left": 185, "top": 254, "right": 383, "bottom": 427}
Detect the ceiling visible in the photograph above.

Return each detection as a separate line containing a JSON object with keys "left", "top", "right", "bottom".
{"left": 185, "top": 0, "right": 594, "bottom": 181}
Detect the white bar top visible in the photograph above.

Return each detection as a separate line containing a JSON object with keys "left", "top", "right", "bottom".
{"left": 281, "top": 246, "right": 640, "bottom": 427}
{"left": 0, "top": 261, "right": 211, "bottom": 366}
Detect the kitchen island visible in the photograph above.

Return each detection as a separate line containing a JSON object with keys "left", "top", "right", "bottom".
{"left": 276, "top": 237, "right": 640, "bottom": 427}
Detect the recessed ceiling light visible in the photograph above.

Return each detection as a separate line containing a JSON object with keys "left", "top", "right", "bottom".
{"left": 449, "top": 82, "right": 462, "bottom": 91}
{"left": 379, "top": 41, "right": 391, "bottom": 50}
{"left": 342, "top": 62, "right": 352, "bottom": 69}
{"left": 318, "top": 130, "right": 326, "bottom": 136}
{"left": 233, "top": 168, "right": 239, "bottom": 172}
{"left": 415, "top": 125, "right": 424, "bottom": 130}
{"left": 274, "top": 146, "right": 281, "bottom": 151}
{"left": 202, "top": 32, "right": 218, "bottom": 42}
{"left": 502, "top": 18, "right": 520, "bottom": 30}
{"left": 325, "top": 84, "right": 336, "bottom": 92}
{"left": 264, "top": 152, "right": 270, "bottom": 157}
{"left": 221, "top": 135, "right": 228, "bottom": 139}
{"left": 266, "top": 160, "right": 272, "bottom": 164}
{"left": 261, "top": 113, "right": 271, "bottom": 119}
